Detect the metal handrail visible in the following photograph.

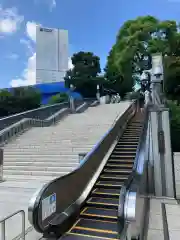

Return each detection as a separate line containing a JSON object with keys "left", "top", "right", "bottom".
{"left": 0, "top": 101, "right": 92, "bottom": 146}
{"left": 0, "top": 210, "right": 25, "bottom": 240}
{"left": 118, "top": 104, "right": 150, "bottom": 238}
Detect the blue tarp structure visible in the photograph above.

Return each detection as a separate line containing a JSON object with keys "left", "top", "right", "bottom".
{"left": 7, "top": 82, "right": 82, "bottom": 104}
{"left": 34, "top": 82, "right": 82, "bottom": 104}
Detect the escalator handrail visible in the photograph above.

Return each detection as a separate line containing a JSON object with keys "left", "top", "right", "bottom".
{"left": 118, "top": 105, "right": 149, "bottom": 223}
{"left": 28, "top": 101, "right": 137, "bottom": 234}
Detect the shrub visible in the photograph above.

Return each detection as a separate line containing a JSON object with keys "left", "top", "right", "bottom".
{"left": 48, "top": 93, "right": 69, "bottom": 104}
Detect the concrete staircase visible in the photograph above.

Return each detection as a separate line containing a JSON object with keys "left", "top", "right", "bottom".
{"left": 3, "top": 102, "right": 130, "bottom": 182}
{"left": 0, "top": 102, "right": 131, "bottom": 240}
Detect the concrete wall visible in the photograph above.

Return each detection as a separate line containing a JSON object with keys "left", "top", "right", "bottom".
{"left": 173, "top": 153, "right": 180, "bottom": 198}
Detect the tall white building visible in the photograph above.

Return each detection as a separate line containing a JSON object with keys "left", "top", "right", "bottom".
{"left": 36, "top": 26, "right": 68, "bottom": 84}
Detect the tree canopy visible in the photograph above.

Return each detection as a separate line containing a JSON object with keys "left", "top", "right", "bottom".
{"left": 0, "top": 87, "right": 41, "bottom": 117}
{"left": 64, "top": 51, "right": 102, "bottom": 97}
{"left": 105, "top": 15, "right": 180, "bottom": 97}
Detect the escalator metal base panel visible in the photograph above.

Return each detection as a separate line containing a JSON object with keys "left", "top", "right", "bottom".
{"left": 60, "top": 114, "right": 144, "bottom": 239}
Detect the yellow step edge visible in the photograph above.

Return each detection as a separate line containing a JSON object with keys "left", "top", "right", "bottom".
{"left": 114, "top": 147, "right": 137, "bottom": 149}
{"left": 100, "top": 176, "right": 127, "bottom": 180}
{"left": 106, "top": 164, "right": 133, "bottom": 167}
{"left": 103, "top": 170, "right": 130, "bottom": 173}
{"left": 80, "top": 212, "right": 117, "bottom": 219}
{"left": 88, "top": 197, "right": 118, "bottom": 201}
{"left": 92, "top": 189, "right": 119, "bottom": 196}
{"left": 94, "top": 191, "right": 119, "bottom": 196}
{"left": 68, "top": 219, "right": 81, "bottom": 232}
{"left": 81, "top": 207, "right": 117, "bottom": 212}
{"left": 96, "top": 184, "right": 122, "bottom": 187}
{"left": 67, "top": 232, "right": 118, "bottom": 240}
{"left": 78, "top": 217, "right": 118, "bottom": 224}
{"left": 73, "top": 226, "right": 118, "bottom": 234}
{"left": 88, "top": 202, "right": 118, "bottom": 206}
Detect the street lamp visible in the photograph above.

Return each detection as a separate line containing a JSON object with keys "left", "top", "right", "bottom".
{"left": 96, "top": 84, "right": 100, "bottom": 102}
{"left": 69, "top": 84, "right": 75, "bottom": 113}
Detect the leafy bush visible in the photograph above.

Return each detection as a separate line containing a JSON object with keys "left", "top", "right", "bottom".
{"left": 48, "top": 93, "right": 68, "bottom": 104}
{"left": 167, "top": 100, "right": 180, "bottom": 152}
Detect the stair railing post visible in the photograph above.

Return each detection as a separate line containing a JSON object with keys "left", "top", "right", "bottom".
{"left": 0, "top": 148, "right": 3, "bottom": 182}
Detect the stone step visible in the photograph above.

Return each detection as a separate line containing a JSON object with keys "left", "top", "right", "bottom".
{"left": 3, "top": 170, "right": 69, "bottom": 176}
{"left": 4, "top": 154, "right": 79, "bottom": 158}
{"left": 3, "top": 165, "right": 76, "bottom": 172}
{"left": 4, "top": 152, "right": 86, "bottom": 156}
{"left": 4, "top": 147, "right": 92, "bottom": 152}
{"left": 4, "top": 161, "right": 79, "bottom": 167}
{"left": 12, "top": 139, "right": 102, "bottom": 143}
{"left": 3, "top": 175, "right": 57, "bottom": 182}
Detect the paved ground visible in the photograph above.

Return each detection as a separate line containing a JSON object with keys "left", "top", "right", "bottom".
{"left": 0, "top": 102, "right": 131, "bottom": 240}
{"left": 147, "top": 196, "right": 180, "bottom": 240}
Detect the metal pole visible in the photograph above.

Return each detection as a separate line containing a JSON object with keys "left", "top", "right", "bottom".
{"left": 96, "top": 84, "right": 100, "bottom": 102}
{"left": 0, "top": 148, "right": 3, "bottom": 182}
{"left": 1, "top": 221, "right": 5, "bottom": 240}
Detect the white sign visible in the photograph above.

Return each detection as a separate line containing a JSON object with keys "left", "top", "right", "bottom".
{"left": 42, "top": 193, "right": 56, "bottom": 221}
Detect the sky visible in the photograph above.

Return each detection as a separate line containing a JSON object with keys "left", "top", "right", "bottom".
{"left": 0, "top": 0, "right": 180, "bottom": 88}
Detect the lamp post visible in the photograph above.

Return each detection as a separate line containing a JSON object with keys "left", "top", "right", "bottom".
{"left": 96, "top": 84, "right": 100, "bottom": 102}
{"left": 69, "top": 84, "right": 75, "bottom": 113}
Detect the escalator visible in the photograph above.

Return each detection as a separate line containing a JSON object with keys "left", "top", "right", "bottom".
{"left": 60, "top": 114, "right": 144, "bottom": 240}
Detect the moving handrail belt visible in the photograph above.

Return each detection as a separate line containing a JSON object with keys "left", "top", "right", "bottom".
{"left": 28, "top": 101, "right": 137, "bottom": 236}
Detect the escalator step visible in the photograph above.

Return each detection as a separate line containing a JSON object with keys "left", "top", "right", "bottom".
{"left": 108, "top": 159, "right": 133, "bottom": 164}
{"left": 100, "top": 174, "right": 128, "bottom": 181}
{"left": 106, "top": 163, "right": 133, "bottom": 168}
{"left": 113, "top": 148, "right": 137, "bottom": 152}
{"left": 116, "top": 142, "right": 139, "bottom": 145}
{"left": 63, "top": 232, "right": 117, "bottom": 240}
{"left": 121, "top": 136, "right": 140, "bottom": 139}
{"left": 70, "top": 228, "right": 118, "bottom": 239}
{"left": 92, "top": 188, "right": 120, "bottom": 198}
{"left": 80, "top": 207, "right": 117, "bottom": 221}
{"left": 112, "top": 151, "right": 136, "bottom": 154}
{"left": 124, "top": 131, "right": 141, "bottom": 135}
{"left": 114, "top": 147, "right": 137, "bottom": 151}
{"left": 104, "top": 169, "right": 131, "bottom": 174}
{"left": 86, "top": 197, "right": 119, "bottom": 209}
{"left": 95, "top": 181, "right": 123, "bottom": 188}
{"left": 73, "top": 218, "right": 118, "bottom": 233}
{"left": 118, "top": 140, "right": 139, "bottom": 144}
{"left": 109, "top": 155, "right": 135, "bottom": 159}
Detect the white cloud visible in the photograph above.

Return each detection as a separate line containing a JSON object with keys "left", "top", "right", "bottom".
{"left": 10, "top": 22, "right": 37, "bottom": 87}
{"left": 0, "top": 5, "right": 24, "bottom": 34}
{"left": 26, "top": 21, "right": 37, "bottom": 42}
{"left": 20, "top": 38, "right": 34, "bottom": 55}
{"left": 10, "top": 52, "right": 36, "bottom": 87}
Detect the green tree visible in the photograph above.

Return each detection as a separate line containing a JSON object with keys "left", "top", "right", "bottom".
{"left": 105, "top": 16, "right": 180, "bottom": 97}
{"left": 164, "top": 56, "right": 180, "bottom": 102}
{"left": 64, "top": 51, "right": 101, "bottom": 97}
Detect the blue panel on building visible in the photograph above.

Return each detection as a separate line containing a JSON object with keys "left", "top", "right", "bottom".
{"left": 6, "top": 82, "right": 82, "bottom": 104}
